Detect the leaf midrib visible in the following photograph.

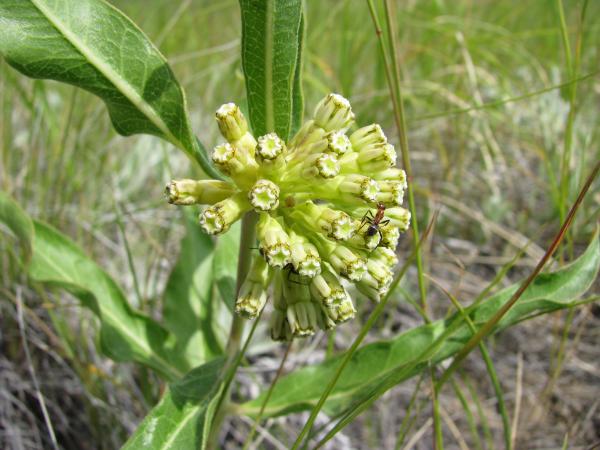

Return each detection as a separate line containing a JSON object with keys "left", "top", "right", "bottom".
{"left": 29, "top": 0, "right": 182, "bottom": 148}
{"left": 159, "top": 404, "right": 203, "bottom": 450}
{"left": 264, "top": 0, "right": 274, "bottom": 131}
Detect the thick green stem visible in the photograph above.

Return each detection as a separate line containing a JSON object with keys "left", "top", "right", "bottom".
{"left": 207, "top": 212, "right": 258, "bottom": 449}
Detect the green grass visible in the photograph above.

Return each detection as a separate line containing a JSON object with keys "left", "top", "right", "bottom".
{"left": 1, "top": 0, "right": 599, "bottom": 448}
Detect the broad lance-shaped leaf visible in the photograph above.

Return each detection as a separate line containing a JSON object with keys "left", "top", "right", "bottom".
{"left": 163, "top": 210, "right": 222, "bottom": 369}
{"left": 123, "top": 357, "right": 225, "bottom": 450}
{"left": 241, "top": 235, "right": 599, "bottom": 417}
{"left": 0, "top": 0, "right": 221, "bottom": 179}
{"left": 240, "top": 0, "right": 303, "bottom": 140}
{"left": 0, "top": 192, "right": 187, "bottom": 380}
{"left": 29, "top": 221, "right": 188, "bottom": 380}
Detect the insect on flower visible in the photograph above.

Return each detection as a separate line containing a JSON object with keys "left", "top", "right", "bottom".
{"left": 283, "top": 262, "right": 310, "bottom": 285}
{"left": 359, "top": 202, "right": 390, "bottom": 249}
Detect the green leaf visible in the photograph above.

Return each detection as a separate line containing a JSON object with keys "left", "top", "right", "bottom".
{"left": 29, "top": 221, "right": 186, "bottom": 380}
{"left": 241, "top": 235, "right": 600, "bottom": 417}
{"left": 123, "top": 357, "right": 226, "bottom": 450}
{"left": 213, "top": 220, "right": 241, "bottom": 311}
{"left": 0, "top": 191, "right": 33, "bottom": 262}
{"left": 239, "top": 0, "right": 303, "bottom": 139}
{"left": 0, "top": 193, "right": 185, "bottom": 380}
{"left": 163, "top": 210, "right": 222, "bottom": 369}
{"left": 0, "top": 0, "right": 220, "bottom": 179}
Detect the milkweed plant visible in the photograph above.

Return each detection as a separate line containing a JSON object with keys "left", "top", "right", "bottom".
{"left": 1, "top": 0, "right": 599, "bottom": 449}
{"left": 167, "top": 94, "right": 410, "bottom": 339}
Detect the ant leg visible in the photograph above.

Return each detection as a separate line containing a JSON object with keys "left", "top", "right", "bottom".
{"left": 373, "top": 228, "right": 384, "bottom": 250}
{"left": 358, "top": 210, "right": 374, "bottom": 232}
{"left": 379, "top": 219, "right": 390, "bottom": 227}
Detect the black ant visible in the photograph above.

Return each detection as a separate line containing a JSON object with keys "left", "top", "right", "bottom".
{"left": 283, "top": 263, "right": 310, "bottom": 285}
{"left": 250, "top": 247, "right": 309, "bottom": 285}
{"left": 358, "top": 202, "right": 389, "bottom": 249}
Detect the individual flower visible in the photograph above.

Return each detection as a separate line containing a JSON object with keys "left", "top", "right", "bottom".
{"left": 166, "top": 93, "right": 411, "bottom": 340}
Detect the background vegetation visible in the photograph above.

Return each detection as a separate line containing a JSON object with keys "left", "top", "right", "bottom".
{"left": 1, "top": 0, "right": 599, "bottom": 448}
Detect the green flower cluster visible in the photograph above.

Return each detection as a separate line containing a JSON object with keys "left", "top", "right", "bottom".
{"left": 166, "top": 94, "right": 410, "bottom": 340}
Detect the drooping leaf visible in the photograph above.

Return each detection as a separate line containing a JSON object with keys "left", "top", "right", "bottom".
{"left": 123, "top": 357, "right": 226, "bottom": 450}
{"left": 0, "top": 0, "right": 221, "bottom": 179}
{"left": 163, "top": 210, "right": 222, "bottom": 369}
{"left": 0, "top": 193, "right": 186, "bottom": 380}
{"left": 28, "top": 221, "right": 187, "bottom": 380}
{"left": 0, "top": 191, "right": 33, "bottom": 262}
{"left": 239, "top": 0, "right": 303, "bottom": 139}
{"left": 213, "top": 220, "right": 241, "bottom": 311}
{"left": 241, "top": 235, "right": 599, "bottom": 417}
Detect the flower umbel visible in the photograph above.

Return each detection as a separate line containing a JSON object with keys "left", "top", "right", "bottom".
{"left": 167, "top": 93, "right": 410, "bottom": 340}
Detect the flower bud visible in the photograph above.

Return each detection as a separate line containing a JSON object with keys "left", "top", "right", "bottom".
{"left": 357, "top": 258, "right": 393, "bottom": 301}
{"left": 327, "top": 131, "right": 352, "bottom": 155}
{"left": 271, "top": 309, "right": 292, "bottom": 341}
{"left": 282, "top": 277, "right": 318, "bottom": 337}
{"left": 380, "top": 224, "right": 400, "bottom": 249}
{"left": 289, "top": 120, "right": 327, "bottom": 152}
{"left": 313, "top": 93, "right": 355, "bottom": 131}
{"left": 257, "top": 133, "right": 286, "bottom": 161}
{"left": 316, "top": 207, "right": 355, "bottom": 241}
{"left": 291, "top": 202, "right": 355, "bottom": 241}
{"left": 289, "top": 232, "right": 321, "bottom": 277}
{"left": 317, "top": 243, "right": 367, "bottom": 281}
{"left": 287, "top": 152, "right": 339, "bottom": 179}
{"left": 322, "top": 296, "right": 356, "bottom": 324}
{"left": 199, "top": 192, "right": 249, "bottom": 235}
{"left": 248, "top": 179, "right": 280, "bottom": 211}
{"left": 337, "top": 174, "right": 380, "bottom": 203}
{"left": 372, "top": 167, "right": 408, "bottom": 186}
{"left": 212, "top": 143, "right": 258, "bottom": 188}
{"left": 165, "top": 179, "right": 235, "bottom": 205}
{"left": 257, "top": 214, "right": 292, "bottom": 268}
{"left": 235, "top": 256, "right": 271, "bottom": 319}
{"left": 315, "top": 153, "right": 340, "bottom": 178}
{"left": 386, "top": 207, "right": 411, "bottom": 231}
{"left": 350, "top": 124, "right": 387, "bottom": 150}
{"left": 376, "top": 180, "right": 405, "bottom": 206}
{"left": 216, "top": 102, "right": 248, "bottom": 142}
{"left": 287, "top": 301, "right": 318, "bottom": 337}
{"left": 317, "top": 306, "right": 337, "bottom": 330}
{"left": 271, "top": 276, "right": 292, "bottom": 341}
{"left": 372, "top": 246, "right": 398, "bottom": 267}
{"left": 356, "top": 142, "right": 397, "bottom": 172}
{"left": 310, "top": 264, "right": 347, "bottom": 306}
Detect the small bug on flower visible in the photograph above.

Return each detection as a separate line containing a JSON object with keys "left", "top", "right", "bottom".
{"left": 359, "top": 202, "right": 390, "bottom": 249}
